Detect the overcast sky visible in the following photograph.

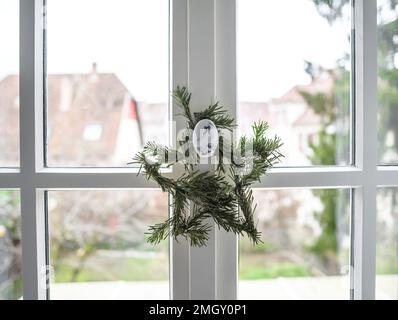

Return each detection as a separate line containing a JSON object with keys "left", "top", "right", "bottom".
{"left": 0, "top": 0, "right": 350, "bottom": 103}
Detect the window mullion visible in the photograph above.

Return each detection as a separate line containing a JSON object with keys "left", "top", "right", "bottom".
{"left": 215, "top": 0, "right": 238, "bottom": 300}
{"left": 170, "top": 0, "right": 190, "bottom": 300}
{"left": 19, "top": 0, "right": 47, "bottom": 300}
{"left": 186, "top": 0, "right": 217, "bottom": 300}
{"left": 353, "top": 0, "right": 378, "bottom": 300}
{"left": 254, "top": 168, "right": 364, "bottom": 189}
{"left": 377, "top": 167, "right": 398, "bottom": 186}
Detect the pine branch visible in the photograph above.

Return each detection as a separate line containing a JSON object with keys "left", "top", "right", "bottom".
{"left": 131, "top": 90, "right": 284, "bottom": 247}
{"left": 173, "top": 87, "right": 235, "bottom": 132}
{"left": 172, "top": 86, "right": 195, "bottom": 129}
{"left": 194, "top": 102, "right": 235, "bottom": 131}
{"left": 233, "top": 121, "right": 284, "bottom": 187}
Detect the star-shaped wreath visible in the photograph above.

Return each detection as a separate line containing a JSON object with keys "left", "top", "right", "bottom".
{"left": 130, "top": 87, "right": 283, "bottom": 247}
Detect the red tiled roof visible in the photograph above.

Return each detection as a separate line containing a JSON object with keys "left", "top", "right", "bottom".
{"left": 293, "top": 107, "right": 320, "bottom": 127}
{"left": 0, "top": 75, "right": 19, "bottom": 165}
{"left": 272, "top": 73, "right": 334, "bottom": 105}
{"left": 46, "top": 73, "right": 130, "bottom": 165}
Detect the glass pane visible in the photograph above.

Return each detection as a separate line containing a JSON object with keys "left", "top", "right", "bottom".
{"left": 48, "top": 190, "right": 169, "bottom": 300}
{"left": 0, "top": 0, "right": 19, "bottom": 167}
{"left": 376, "top": 188, "right": 398, "bottom": 300}
{"left": 46, "top": 0, "right": 169, "bottom": 167}
{"left": 378, "top": 0, "right": 398, "bottom": 165}
{"left": 237, "top": 0, "right": 352, "bottom": 167}
{"left": 0, "top": 190, "right": 22, "bottom": 300}
{"left": 239, "top": 188, "right": 352, "bottom": 300}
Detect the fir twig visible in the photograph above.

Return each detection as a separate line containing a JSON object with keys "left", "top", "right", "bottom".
{"left": 131, "top": 87, "right": 284, "bottom": 247}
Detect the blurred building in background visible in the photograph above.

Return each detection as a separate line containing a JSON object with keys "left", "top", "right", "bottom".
{"left": 239, "top": 73, "right": 334, "bottom": 165}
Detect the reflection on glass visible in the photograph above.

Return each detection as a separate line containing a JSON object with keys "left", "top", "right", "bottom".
{"left": 239, "top": 189, "right": 351, "bottom": 300}
{"left": 238, "top": 0, "right": 352, "bottom": 166}
{"left": 376, "top": 188, "right": 398, "bottom": 300}
{"left": 46, "top": 0, "right": 169, "bottom": 167}
{"left": 0, "top": 0, "right": 19, "bottom": 167}
{"left": 378, "top": 0, "right": 398, "bottom": 165}
{"left": 48, "top": 190, "right": 169, "bottom": 300}
{"left": 0, "top": 191, "right": 22, "bottom": 300}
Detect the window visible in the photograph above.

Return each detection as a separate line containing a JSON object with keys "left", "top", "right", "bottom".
{"left": 0, "top": 190, "right": 22, "bottom": 300}
{"left": 0, "top": 0, "right": 19, "bottom": 167}
{"left": 237, "top": 0, "right": 352, "bottom": 167}
{"left": 239, "top": 188, "right": 352, "bottom": 300}
{"left": 83, "top": 124, "right": 102, "bottom": 142}
{"left": 45, "top": 0, "right": 169, "bottom": 167}
{"left": 48, "top": 190, "right": 168, "bottom": 300}
{"left": 376, "top": 188, "right": 398, "bottom": 300}
{"left": 375, "top": 0, "right": 398, "bottom": 299}
{"left": 378, "top": 0, "right": 398, "bottom": 165}
{"left": 0, "top": 0, "right": 396, "bottom": 300}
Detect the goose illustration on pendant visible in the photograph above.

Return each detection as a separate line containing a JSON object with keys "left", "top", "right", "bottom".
{"left": 192, "top": 119, "right": 219, "bottom": 158}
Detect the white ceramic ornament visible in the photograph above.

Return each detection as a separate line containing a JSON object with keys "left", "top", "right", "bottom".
{"left": 192, "top": 119, "right": 219, "bottom": 158}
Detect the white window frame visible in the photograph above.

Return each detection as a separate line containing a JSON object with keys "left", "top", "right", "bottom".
{"left": 0, "top": 0, "right": 395, "bottom": 300}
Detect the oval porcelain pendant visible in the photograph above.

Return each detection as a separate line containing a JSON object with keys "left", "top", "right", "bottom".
{"left": 192, "top": 119, "right": 219, "bottom": 158}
